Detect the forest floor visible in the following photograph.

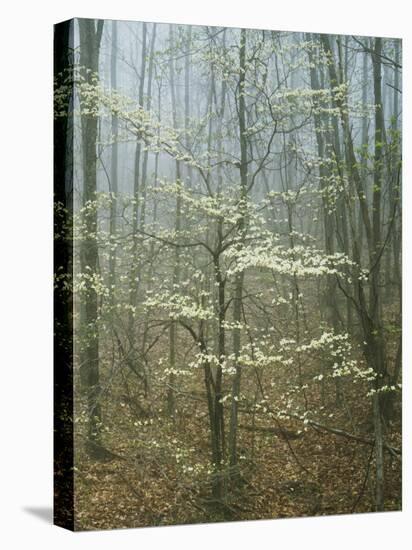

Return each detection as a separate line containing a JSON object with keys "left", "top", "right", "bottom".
{"left": 73, "top": 381, "right": 401, "bottom": 531}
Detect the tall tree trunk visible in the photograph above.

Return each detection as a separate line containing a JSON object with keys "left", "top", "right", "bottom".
{"left": 78, "top": 18, "right": 104, "bottom": 458}
{"left": 391, "top": 40, "right": 402, "bottom": 304}
{"left": 139, "top": 23, "right": 157, "bottom": 233}
{"left": 167, "top": 25, "right": 182, "bottom": 418}
{"left": 308, "top": 40, "right": 341, "bottom": 404}
{"left": 184, "top": 25, "right": 193, "bottom": 187}
{"left": 108, "top": 20, "right": 118, "bottom": 303}
{"left": 370, "top": 37, "right": 385, "bottom": 511}
{"left": 138, "top": 23, "right": 158, "bottom": 399}
{"left": 128, "top": 22, "right": 147, "bottom": 333}
{"left": 229, "top": 28, "right": 248, "bottom": 472}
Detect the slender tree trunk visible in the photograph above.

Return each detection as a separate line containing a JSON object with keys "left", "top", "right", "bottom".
{"left": 139, "top": 24, "right": 157, "bottom": 233}
{"left": 229, "top": 28, "right": 248, "bottom": 471}
{"left": 184, "top": 25, "right": 193, "bottom": 187}
{"left": 391, "top": 41, "right": 402, "bottom": 304}
{"left": 108, "top": 20, "right": 118, "bottom": 303}
{"left": 371, "top": 37, "right": 385, "bottom": 511}
{"left": 167, "top": 25, "right": 182, "bottom": 418}
{"left": 128, "top": 22, "right": 147, "bottom": 333}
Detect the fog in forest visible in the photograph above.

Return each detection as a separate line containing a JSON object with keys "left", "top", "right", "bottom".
{"left": 54, "top": 18, "right": 402, "bottom": 530}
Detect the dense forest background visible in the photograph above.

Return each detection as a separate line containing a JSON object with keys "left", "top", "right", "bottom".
{"left": 54, "top": 18, "right": 402, "bottom": 530}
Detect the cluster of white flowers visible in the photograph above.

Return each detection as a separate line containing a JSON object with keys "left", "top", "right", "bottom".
{"left": 225, "top": 238, "right": 356, "bottom": 280}
{"left": 144, "top": 291, "right": 215, "bottom": 321}
{"left": 155, "top": 179, "right": 252, "bottom": 226}
{"left": 296, "top": 331, "right": 349, "bottom": 353}
{"left": 367, "top": 383, "right": 401, "bottom": 397}
{"left": 54, "top": 271, "right": 72, "bottom": 292}
{"left": 163, "top": 367, "right": 194, "bottom": 378}
{"left": 221, "top": 320, "right": 248, "bottom": 331}
{"left": 188, "top": 352, "right": 236, "bottom": 374}
{"left": 73, "top": 270, "right": 110, "bottom": 298}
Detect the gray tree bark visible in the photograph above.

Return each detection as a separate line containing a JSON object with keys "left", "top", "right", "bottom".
{"left": 78, "top": 18, "right": 104, "bottom": 458}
